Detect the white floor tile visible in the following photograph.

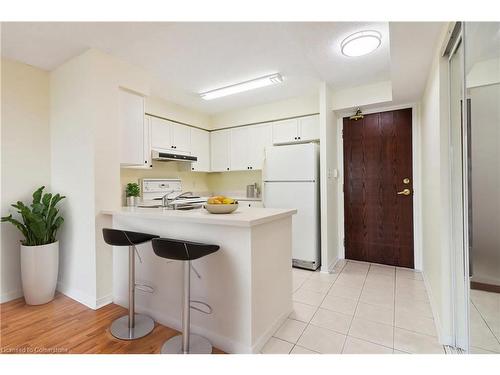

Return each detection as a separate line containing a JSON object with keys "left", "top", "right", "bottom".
{"left": 348, "top": 317, "right": 394, "bottom": 348}
{"left": 273, "top": 318, "right": 307, "bottom": 344}
{"left": 310, "top": 308, "right": 353, "bottom": 335}
{"left": 301, "top": 278, "right": 334, "bottom": 294}
{"left": 342, "top": 336, "right": 393, "bottom": 354}
{"left": 321, "top": 294, "right": 358, "bottom": 316}
{"left": 297, "top": 324, "right": 346, "bottom": 354}
{"left": 395, "top": 309, "right": 437, "bottom": 337}
{"left": 396, "top": 268, "right": 423, "bottom": 281}
{"left": 293, "top": 287, "right": 326, "bottom": 306}
{"left": 359, "top": 288, "right": 395, "bottom": 308}
{"left": 289, "top": 301, "right": 318, "bottom": 323}
{"left": 394, "top": 328, "right": 444, "bottom": 354}
{"left": 328, "top": 283, "right": 362, "bottom": 300}
{"left": 261, "top": 337, "right": 294, "bottom": 354}
{"left": 355, "top": 301, "right": 394, "bottom": 325}
{"left": 290, "top": 345, "right": 319, "bottom": 354}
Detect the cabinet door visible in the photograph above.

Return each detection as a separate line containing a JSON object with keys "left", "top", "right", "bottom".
{"left": 249, "top": 124, "right": 273, "bottom": 170}
{"left": 230, "top": 127, "right": 250, "bottom": 171}
{"left": 272, "top": 118, "right": 299, "bottom": 144}
{"left": 190, "top": 127, "right": 210, "bottom": 172}
{"left": 171, "top": 122, "right": 191, "bottom": 153}
{"left": 299, "top": 114, "right": 320, "bottom": 142}
{"left": 150, "top": 117, "right": 172, "bottom": 151}
{"left": 210, "top": 130, "right": 231, "bottom": 172}
{"left": 119, "top": 89, "right": 145, "bottom": 166}
{"left": 143, "top": 116, "right": 152, "bottom": 168}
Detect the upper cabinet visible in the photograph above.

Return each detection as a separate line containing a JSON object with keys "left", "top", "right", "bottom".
{"left": 119, "top": 89, "right": 147, "bottom": 167}
{"left": 210, "top": 129, "right": 231, "bottom": 172}
{"left": 272, "top": 114, "right": 319, "bottom": 145}
{"left": 230, "top": 124, "right": 272, "bottom": 171}
{"left": 298, "top": 115, "right": 320, "bottom": 142}
{"left": 150, "top": 117, "right": 191, "bottom": 154}
{"left": 190, "top": 127, "right": 210, "bottom": 172}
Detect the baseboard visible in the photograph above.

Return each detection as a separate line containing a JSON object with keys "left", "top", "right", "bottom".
{"left": 56, "top": 282, "right": 97, "bottom": 310}
{"left": 320, "top": 257, "right": 339, "bottom": 273}
{"left": 470, "top": 281, "right": 500, "bottom": 293}
{"left": 251, "top": 309, "right": 290, "bottom": 353}
{"left": 421, "top": 271, "right": 453, "bottom": 346}
{"left": 0, "top": 289, "right": 23, "bottom": 303}
{"left": 96, "top": 293, "right": 113, "bottom": 309}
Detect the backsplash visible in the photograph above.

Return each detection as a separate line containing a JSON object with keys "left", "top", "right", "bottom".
{"left": 120, "top": 163, "right": 262, "bottom": 204}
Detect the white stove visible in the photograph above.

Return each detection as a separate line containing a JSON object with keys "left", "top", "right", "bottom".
{"left": 140, "top": 178, "right": 207, "bottom": 209}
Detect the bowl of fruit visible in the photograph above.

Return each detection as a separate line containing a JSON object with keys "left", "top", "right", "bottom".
{"left": 204, "top": 196, "right": 239, "bottom": 214}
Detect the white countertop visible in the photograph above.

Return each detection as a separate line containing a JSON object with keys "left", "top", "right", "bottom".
{"left": 102, "top": 206, "right": 296, "bottom": 227}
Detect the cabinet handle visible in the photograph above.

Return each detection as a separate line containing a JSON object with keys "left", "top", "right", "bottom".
{"left": 298, "top": 137, "right": 301, "bottom": 140}
{"left": 192, "top": 167, "right": 194, "bottom": 171}
{"left": 294, "top": 137, "right": 297, "bottom": 140}
{"left": 227, "top": 168, "right": 229, "bottom": 171}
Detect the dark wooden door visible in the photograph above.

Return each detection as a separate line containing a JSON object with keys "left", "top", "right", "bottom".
{"left": 343, "top": 108, "right": 414, "bottom": 268}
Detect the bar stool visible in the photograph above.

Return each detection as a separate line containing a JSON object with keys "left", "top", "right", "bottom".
{"left": 102, "top": 228, "right": 159, "bottom": 340}
{"left": 152, "top": 238, "right": 219, "bottom": 354}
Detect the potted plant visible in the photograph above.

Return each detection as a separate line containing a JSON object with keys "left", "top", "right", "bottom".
{"left": 1, "top": 186, "right": 65, "bottom": 305}
{"left": 125, "top": 182, "right": 140, "bottom": 206}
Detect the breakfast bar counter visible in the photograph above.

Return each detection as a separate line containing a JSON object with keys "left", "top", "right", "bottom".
{"left": 102, "top": 206, "right": 296, "bottom": 353}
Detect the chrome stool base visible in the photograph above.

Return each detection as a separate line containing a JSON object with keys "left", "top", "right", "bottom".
{"left": 110, "top": 314, "right": 155, "bottom": 340}
{"left": 161, "top": 334, "right": 212, "bottom": 354}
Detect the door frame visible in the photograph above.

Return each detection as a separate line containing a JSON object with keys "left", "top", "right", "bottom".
{"left": 335, "top": 103, "right": 422, "bottom": 270}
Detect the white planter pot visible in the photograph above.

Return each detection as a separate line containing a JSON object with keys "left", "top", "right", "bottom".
{"left": 20, "top": 241, "right": 59, "bottom": 305}
{"left": 126, "top": 196, "right": 138, "bottom": 207}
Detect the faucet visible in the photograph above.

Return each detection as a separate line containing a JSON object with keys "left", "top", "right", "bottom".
{"left": 162, "top": 191, "right": 194, "bottom": 209}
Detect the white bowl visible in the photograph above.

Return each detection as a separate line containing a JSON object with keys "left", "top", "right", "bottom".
{"left": 204, "top": 203, "right": 239, "bottom": 214}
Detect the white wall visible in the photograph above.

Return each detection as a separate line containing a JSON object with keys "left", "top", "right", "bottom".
{"left": 210, "top": 94, "right": 318, "bottom": 129}
{"left": 319, "top": 83, "right": 339, "bottom": 272}
{"left": 146, "top": 96, "right": 211, "bottom": 130}
{"left": 51, "top": 49, "right": 150, "bottom": 308}
{"left": 1, "top": 59, "right": 51, "bottom": 302}
{"left": 419, "top": 27, "right": 454, "bottom": 345}
{"left": 331, "top": 81, "right": 392, "bottom": 111}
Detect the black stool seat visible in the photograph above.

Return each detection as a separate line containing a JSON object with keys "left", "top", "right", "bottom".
{"left": 103, "top": 228, "right": 159, "bottom": 247}
{"left": 152, "top": 238, "right": 219, "bottom": 261}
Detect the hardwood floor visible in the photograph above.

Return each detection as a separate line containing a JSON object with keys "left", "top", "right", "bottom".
{"left": 0, "top": 293, "right": 224, "bottom": 354}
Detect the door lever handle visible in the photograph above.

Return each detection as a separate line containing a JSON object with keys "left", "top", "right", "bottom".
{"left": 397, "top": 188, "right": 411, "bottom": 196}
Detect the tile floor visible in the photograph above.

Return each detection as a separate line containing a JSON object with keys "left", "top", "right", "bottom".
{"left": 470, "top": 289, "right": 500, "bottom": 354}
{"left": 261, "top": 260, "right": 445, "bottom": 354}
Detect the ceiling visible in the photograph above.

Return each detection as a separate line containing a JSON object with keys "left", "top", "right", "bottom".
{"left": 1, "top": 22, "right": 443, "bottom": 113}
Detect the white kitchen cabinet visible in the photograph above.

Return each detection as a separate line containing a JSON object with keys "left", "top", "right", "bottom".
{"left": 272, "top": 115, "right": 319, "bottom": 145}
{"left": 171, "top": 122, "right": 191, "bottom": 153}
{"left": 230, "top": 127, "right": 250, "bottom": 171}
{"left": 298, "top": 114, "right": 320, "bottom": 142}
{"left": 190, "top": 127, "right": 210, "bottom": 172}
{"left": 249, "top": 124, "right": 273, "bottom": 170}
{"left": 119, "top": 89, "right": 146, "bottom": 166}
{"left": 272, "top": 118, "right": 299, "bottom": 144}
{"left": 150, "top": 116, "right": 172, "bottom": 151}
{"left": 210, "top": 129, "right": 231, "bottom": 172}
{"left": 230, "top": 124, "right": 272, "bottom": 171}
{"left": 150, "top": 116, "right": 191, "bottom": 153}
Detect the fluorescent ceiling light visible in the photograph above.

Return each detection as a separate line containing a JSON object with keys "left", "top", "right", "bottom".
{"left": 341, "top": 30, "right": 382, "bottom": 57}
{"left": 200, "top": 73, "right": 284, "bottom": 100}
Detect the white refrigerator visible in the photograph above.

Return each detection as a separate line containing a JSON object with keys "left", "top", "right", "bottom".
{"left": 263, "top": 143, "right": 320, "bottom": 270}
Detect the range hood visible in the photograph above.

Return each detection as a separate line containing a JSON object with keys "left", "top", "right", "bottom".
{"left": 151, "top": 149, "right": 197, "bottom": 163}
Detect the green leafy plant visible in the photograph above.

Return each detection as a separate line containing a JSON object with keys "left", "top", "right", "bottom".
{"left": 1, "top": 186, "right": 66, "bottom": 246}
{"left": 125, "top": 182, "right": 140, "bottom": 197}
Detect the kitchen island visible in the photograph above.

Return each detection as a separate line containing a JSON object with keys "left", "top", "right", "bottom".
{"left": 101, "top": 206, "right": 296, "bottom": 353}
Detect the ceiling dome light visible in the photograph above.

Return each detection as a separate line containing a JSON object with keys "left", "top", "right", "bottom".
{"left": 341, "top": 30, "right": 382, "bottom": 57}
